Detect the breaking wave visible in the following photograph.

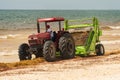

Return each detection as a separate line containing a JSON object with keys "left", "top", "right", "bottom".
{"left": 109, "top": 26, "right": 120, "bottom": 30}
{"left": 101, "top": 40, "right": 120, "bottom": 44}
{"left": 0, "top": 34, "right": 21, "bottom": 39}
{"left": 0, "top": 50, "right": 18, "bottom": 56}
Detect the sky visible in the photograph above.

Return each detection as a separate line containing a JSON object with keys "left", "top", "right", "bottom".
{"left": 0, "top": 0, "right": 120, "bottom": 10}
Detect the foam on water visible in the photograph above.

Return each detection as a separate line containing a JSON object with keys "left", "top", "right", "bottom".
{"left": 0, "top": 34, "right": 21, "bottom": 39}
{"left": 0, "top": 50, "right": 18, "bottom": 56}
{"left": 101, "top": 40, "right": 120, "bottom": 44}
{"left": 112, "top": 33, "right": 120, "bottom": 36}
{"left": 109, "top": 26, "right": 120, "bottom": 30}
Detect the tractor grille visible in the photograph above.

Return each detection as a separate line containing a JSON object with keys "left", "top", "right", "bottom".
{"left": 29, "top": 40, "right": 38, "bottom": 45}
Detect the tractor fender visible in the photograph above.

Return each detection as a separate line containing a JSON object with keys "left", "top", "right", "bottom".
{"left": 60, "top": 31, "right": 69, "bottom": 37}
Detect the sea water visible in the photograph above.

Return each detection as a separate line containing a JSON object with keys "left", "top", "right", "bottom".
{"left": 0, "top": 10, "right": 120, "bottom": 57}
{"left": 0, "top": 10, "right": 120, "bottom": 29}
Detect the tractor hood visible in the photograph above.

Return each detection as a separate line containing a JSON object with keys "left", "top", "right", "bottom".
{"left": 28, "top": 32, "right": 50, "bottom": 40}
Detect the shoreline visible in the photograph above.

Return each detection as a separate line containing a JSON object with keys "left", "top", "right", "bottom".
{"left": 0, "top": 27, "right": 120, "bottom": 63}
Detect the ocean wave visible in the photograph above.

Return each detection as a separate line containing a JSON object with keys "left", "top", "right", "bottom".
{"left": 0, "top": 34, "right": 21, "bottom": 39}
{"left": 104, "top": 33, "right": 120, "bottom": 36}
{"left": 112, "top": 33, "right": 120, "bottom": 36}
{"left": 0, "top": 50, "right": 18, "bottom": 56}
{"left": 109, "top": 26, "right": 120, "bottom": 29}
{"left": 101, "top": 40, "right": 120, "bottom": 44}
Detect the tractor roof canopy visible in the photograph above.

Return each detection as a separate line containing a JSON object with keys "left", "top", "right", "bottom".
{"left": 37, "top": 17, "right": 64, "bottom": 22}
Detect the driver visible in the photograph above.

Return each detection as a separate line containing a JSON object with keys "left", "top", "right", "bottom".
{"left": 46, "top": 25, "right": 54, "bottom": 40}
{"left": 46, "top": 25, "right": 52, "bottom": 32}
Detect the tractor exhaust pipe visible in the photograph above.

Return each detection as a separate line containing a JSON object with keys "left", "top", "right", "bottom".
{"left": 37, "top": 21, "right": 40, "bottom": 33}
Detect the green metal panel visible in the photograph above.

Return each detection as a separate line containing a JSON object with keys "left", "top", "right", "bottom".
{"left": 64, "top": 17, "right": 102, "bottom": 56}
{"left": 75, "top": 46, "right": 87, "bottom": 56}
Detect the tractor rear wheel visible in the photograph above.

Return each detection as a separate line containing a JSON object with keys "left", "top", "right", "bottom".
{"left": 95, "top": 44, "right": 105, "bottom": 56}
{"left": 59, "top": 33, "right": 75, "bottom": 59}
{"left": 18, "top": 43, "right": 31, "bottom": 61}
{"left": 43, "top": 41, "right": 56, "bottom": 62}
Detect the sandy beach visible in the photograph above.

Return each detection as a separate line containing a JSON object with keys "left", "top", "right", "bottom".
{"left": 0, "top": 27, "right": 120, "bottom": 80}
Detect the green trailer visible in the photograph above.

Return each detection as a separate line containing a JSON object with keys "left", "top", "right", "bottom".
{"left": 64, "top": 17, "right": 105, "bottom": 56}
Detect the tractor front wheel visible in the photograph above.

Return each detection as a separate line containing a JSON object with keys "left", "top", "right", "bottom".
{"left": 43, "top": 41, "right": 56, "bottom": 62}
{"left": 95, "top": 44, "right": 105, "bottom": 56}
{"left": 18, "top": 43, "right": 31, "bottom": 61}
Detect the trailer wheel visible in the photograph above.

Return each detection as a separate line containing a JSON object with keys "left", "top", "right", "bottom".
{"left": 43, "top": 41, "right": 56, "bottom": 62}
{"left": 59, "top": 33, "right": 75, "bottom": 59}
{"left": 95, "top": 44, "right": 105, "bottom": 56}
{"left": 18, "top": 43, "right": 31, "bottom": 61}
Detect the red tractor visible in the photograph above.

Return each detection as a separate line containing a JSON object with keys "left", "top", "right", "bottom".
{"left": 18, "top": 17, "right": 75, "bottom": 62}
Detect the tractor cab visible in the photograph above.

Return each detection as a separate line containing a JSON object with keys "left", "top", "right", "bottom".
{"left": 37, "top": 17, "right": 64, "bottom": 33}
{"left": 28, "top": 17, "right": 65, "bottom": 46}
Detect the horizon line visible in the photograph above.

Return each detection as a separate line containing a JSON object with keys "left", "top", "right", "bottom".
{"left": 0, "top": 8, "right": 120, "bottom": 10}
